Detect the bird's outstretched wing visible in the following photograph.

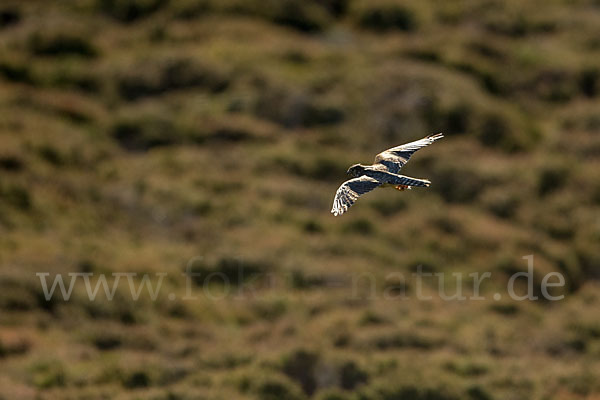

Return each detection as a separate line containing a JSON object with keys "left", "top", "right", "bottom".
{"left": 331, "top": 176, "right": 382, "bottom": 216}
{"left": 374, "top": 133, "right": 443, "bottom": 173}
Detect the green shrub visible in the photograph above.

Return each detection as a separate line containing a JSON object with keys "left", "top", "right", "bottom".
{"left": 316, "top": 389, "right": 349, "bottom": 400}
{"left": 482, "top": 188, "right": 520, "bottom": 219}
{"left": 370, "top": 331, "right": 441, "bottom": 350}
{"left": 407, "top": 252, "right": 441, "bottom": 273}
{"left": 569, "top": 322, "right": 600, "bottom": 341}
{"left": 111, "top": 114, "right": 180, "bottom": 151}
{"left": 116, "top": 57, "right": 229, "bottom": 100}
{"left": 98, "top": 0, "right": 168, "bottom": 22}
{"left": 553, "top": 251, "right": 583, "bottom": 293}
{"left": 0, "top": 183, "right": 32, "bottom": 210}
{"left": 444, "top": 361, "right": 489, "bottom": 377}
{"left": 358, "top": 310, "right": 387, "bottom": 326}
{"left": 281, "top": 349, "right": 319, "bottom": 395}
{"left": 430, "top": 214, "right": 463, "bottom": 234}
{"left": 364, "top": 383, "right": 460, "bottom": 400}
{"left": 303, "top": 219, "right": 324, "bottom": 234}
{"left": 318, "top": 0, "right": 350, "bottom": 17}
{"left": 251, "top": 299, "right": 287, "bottom": 321}
{"left": 0, "top": 58, "right": 33, "bottom": 83}
{"left": 430, "top": 164, "right": 486, "bottom": 203}
{"left": 484, "top": 14, "right": 556, "bottom": 37}
{"left": 306, "top": 157, "right": 348, "bottom": 181}
{"left": 0, "top": 335, "right": 30, "bottom": 358}
{"left": 122, "top": 370, "right": 151, "bottom": 388}
{"left": 369, "top": 196, "right": 407, "bottom": 217}
{"left": 172, "top": 0, "right": 214, "bottom": 19}
{"left": 342, "top": 218, "right": 376, "bottom": 235}
{"left": 537, "top": 164, "right": 570, "bottom": 196}
{"left": 289, "top": 269, "right": 328, "bottom": 289}
{"left": 30, "top": 360, "right": 67, "bottom": 389}
{"left": 353, "top": 1, "right": 418, "bottom": 32}
{"left": 92, "top": 334, "right": 122, "bottom": 351}
{"left": 451, "top": 61, "right": 505, "bottom": 95}
{"left": 270, "top": 0, "right": 331, "bottom": 32}
{"left": 0, "top": 8, "right": 20, "bottom": 28}
{"left": 184, "top": 256, "right": 270, "bottom": 287}
{"left": 48, "top": 66, "right": 101, "bottom": 93}
{"left": 466, "top": 385, "right": 494, "bottom": 400}
{"left": 444, "top": 103, "right": 473, "bottom": 135}
{"left": 0, "top": 155, "right": 23, "bottom": 172}
{"left": 474, "top": 108, "right": 537, "bottom": 152}
{"left": 255, "top": 375, "right": 306, "bottom": 400}
{"left": 280, "top": 350, "right": 368, "bottom": 395}
{"left": 531, "top": 69, "right": 577, "bottom": 102}
{"left": 467, "top": 41, "right": 506, "bottom": 61}
{"left": 37, "top": 144, "right": 65, "bottom": 166}
{"left": 253, "top": 85, "right": 344, "bottom": 128}
{"left": 29, "top": 32, "right": 97, "bottom": 58}
{"left": 579, "top": 68, "right": 599, "bottom": 97}
{"left": 226, "top": 0, "right": 331, "bottom": 32}
{"left": 534, "top": 214, "right": 575, "bottom": 240}
{"left": 339, "top": 360, "right": 368, "bottom": 390}
{"left": 477, "top": 112, "right": 510, "bottom": 148}
{"left": 270, "top": 154, "right": 347, "bottom": 182}
{"left": 574, "top": 240, "right": 600, "bottom": 280}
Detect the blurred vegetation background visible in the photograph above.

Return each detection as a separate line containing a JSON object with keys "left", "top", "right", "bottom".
{"left": 1, "top": 0, "right": 599, "bottom": 399}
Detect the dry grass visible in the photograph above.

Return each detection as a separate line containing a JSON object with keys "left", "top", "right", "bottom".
{"left": 1, "top": 0, "right": 599, "bottom": 399}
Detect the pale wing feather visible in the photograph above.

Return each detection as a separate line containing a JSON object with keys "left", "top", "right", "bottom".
{"left": 331, "top": 176, "right": 381, "bottom": 216}
{"left": 374, "top": 133, "right": 443, "bottom": 173}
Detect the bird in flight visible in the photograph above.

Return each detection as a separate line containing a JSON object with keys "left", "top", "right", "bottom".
{"left": 331, "top": 133, "right": 444, "bottom": 216}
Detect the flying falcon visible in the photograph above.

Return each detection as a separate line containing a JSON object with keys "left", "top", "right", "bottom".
{"left": 331, "top": 133, "right": 444, "bottom": 216}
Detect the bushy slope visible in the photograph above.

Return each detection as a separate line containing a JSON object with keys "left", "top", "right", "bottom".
{"left": 0, "top": 0, "right": 599, "bottom": 399}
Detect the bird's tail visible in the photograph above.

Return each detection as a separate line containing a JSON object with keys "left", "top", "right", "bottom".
{"left": 395, "top": 175, "right": 431, "bottom": 187}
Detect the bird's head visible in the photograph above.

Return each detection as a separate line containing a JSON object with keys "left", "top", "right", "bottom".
{"left": 347, "top": 164, "right": 365, "bottom": 177}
